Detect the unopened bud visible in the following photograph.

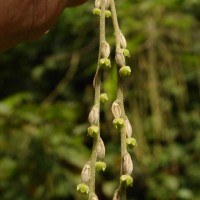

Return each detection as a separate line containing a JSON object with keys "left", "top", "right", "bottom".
{"left": 111, "top": 101, "right": 121, "bottom": 118}
{"left": 88, "top": 105, "right": 99, "bottom": 125}
{"left": 105, "top": 0, "right": 110, "bottom": 9}
{"left": 93, "top": 8, "right": 101, "bottom": 16}
{"left": 81, "top": 162, "right": 91, "bottom": 183}
{"left": 95, "top": 161, "right": 107, "bottom": 172}
{"left": 97, "top": 138, "right": 105, "bottom": 160}
{"left": 95, "top": 0, "right": 101, "bottom": 8}
{"left": 126, "top": 137, "right": 137, "bottom": 149}
{"left": 87, "top": 125, "right": 99, "bottom": 137}
{"left": 113, "top": 118, "right": 124, "bottom": 130}
{"left": 105, "top": 10, "right": 112, "bottom": 18}
{"left": 100, "top": 93, "right": 108, "bottom": 103}
{"left": 99, "top": 58, "right": 111, "bottom": 69}
{"left": 113, "top": 189, "right": 120, "bottom": 200}
{"left": 120, "top": 174, "right": 133, "bottom": 187}
{"left": 119, "top": 66, "right": 131, "bottom": 78}
{"left": 124, "top": 119, "right": 132, "bottom": 138}
{"left": 90, "top": 194, "right": 99, "bottom": 200}
{"left": 77, "top": 183, "right": 89, "bottom": 194}
{"left": 119, "top": 31, "right": 127, "bottom": 49}
{"left": 123, "top": 153, "right": 133, "bottom": 175}
{"left": 122, "top": 48, "right": 130, "bottom": 57}
{"left": 101, "top": 41, "right": 110, "bottom": 58}
{"left": 115, "top": 50, "right": 125, "bottom": 67}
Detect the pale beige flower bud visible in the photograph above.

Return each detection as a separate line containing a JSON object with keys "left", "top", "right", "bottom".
{"left": 123, "top": 153, "right": 133, "bottom": 175}
{"left": 105, "top": 0, "right": 110, "bottom": 9}
{"left": 95, "top": 0, "right": 101, "bottom": 8}
{"left": 113, "top": 189, "right": 120, "bottom": 200}
{"left": 119, "top": 31, "right": 127, "bottom": 49}
{"left": 115, "top": 49, "right": 125, "bottom": 67}
{"left": 81, "top": 162, "right": 91, "bottom": 183}
{"left": 125, "top": 119, "right": 132, "bottom": 138}
{"left": 97, "top": 138, "right": 105, "bottom": 160}
{"left": 88, "top": 105, "right": 99, "bottom": 125}
{"left": 111, "top": 101, "right": 121, "bottom": 118}
{"left": 101, "top": 41, "right": 110, "bottom": 58}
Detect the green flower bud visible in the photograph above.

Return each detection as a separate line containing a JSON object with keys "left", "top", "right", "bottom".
{"left": 99, "top": 58, "right": 111, "bottom": 69}
{"left": 81, "top": 162, "right": 91, "bottom": 183}
{"left": 77, "top": 183, "right": 89, "bottom": 195}
{"left": 113, "top": 118, "right": 124, "bottom": 130}
{"left": 123, "top": 153, "right": 133, "bottom": 175}
{"left": 120, "top": 174, "right": 133, "bottom": 187}
{"left": 105, "top": 10, "right": 112, "bottom": 18}
{"left": 111, "top": 101, "right": 121, "bottom": 118}
{"left": 87, "top": 125, "right": 99, "bottom": 137}
{"left": 119, "top": 66, "right": 131, "bottom": 78}
{"left": 93, "top": 8, "right": 101, "bottom": 16}
{"left": 122, "top": 48, "right": 130, "bottom": 57}
{"left": 126, "top": 137, "right": 137, "bottom": 149}
{"left": 95, "top": 161, "right": 107, "bottom": 172}
{"left": 100, "top": 93, "right": 108, "bottom": 103}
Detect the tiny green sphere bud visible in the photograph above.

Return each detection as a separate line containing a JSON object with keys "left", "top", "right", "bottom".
{"left": 93, "top": 8, "right": 101, "bottom": 16}
{"left": 126, "top": 137, "right": 137, "bottom": 149}
{"left": 120, "top": 174, "right": 133, "bottom": 187}
{"left": 113, "top": 118, "right": 124, "bottom": 130}
{"left": 95, "top": 161, "right": 107, "bottom": 172}
{"left": 77, "top": 183, "right": 89, "bottom": 195}
{"left": 119, "top": 66, "right": 131, "bottom": 78}
{"left": 105, "top": 10, "right": 112, "bottom": 18}
{"left": 87, "top": 125, "right": 99, "bottom": 137}
{"left": 100, "top": 93, "right": 108, "bottom": 103}
{"left": 99, "top": 58, "right": 111, "bottom": 69}
{"left": 122, "top": 48, "right": 130, "bottom": 57}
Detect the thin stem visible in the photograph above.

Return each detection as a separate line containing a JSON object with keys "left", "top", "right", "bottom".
{"left": 89, "top": 0, "right": 106, "bottom": 198}
{"left": 110, "top": 0, "right": 128, "bottom": 199}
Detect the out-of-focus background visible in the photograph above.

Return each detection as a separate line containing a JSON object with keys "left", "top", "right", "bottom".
{"left": 0, "top": 0, "right": 200, "bottom": 199}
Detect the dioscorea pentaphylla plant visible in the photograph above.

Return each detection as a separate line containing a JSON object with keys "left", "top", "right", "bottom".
{"left": 77, "top": 0, "right": 137, "bottom": 199}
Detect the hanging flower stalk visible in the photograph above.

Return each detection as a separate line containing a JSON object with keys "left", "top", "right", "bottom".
{"left": 77, "top": 0, "right": 137, "bottom": 199}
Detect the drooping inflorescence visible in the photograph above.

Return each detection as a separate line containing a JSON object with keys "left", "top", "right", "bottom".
{"left": 77, "top": 0, "right": 137, "bottom": 199}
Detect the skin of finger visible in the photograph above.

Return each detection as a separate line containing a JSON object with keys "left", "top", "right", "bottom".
{"left": 0, "top": 0, "right": 87, "bottom": 52}
{"left": 66, "top": 0, "right": 87, "bottom": 7}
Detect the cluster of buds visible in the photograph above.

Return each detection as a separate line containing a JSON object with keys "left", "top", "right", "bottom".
{"left": 93, "top": 0, "right": 112, "bottom": 18}
{"left": 115, "top": 31, "right": 132, "bottom": 78}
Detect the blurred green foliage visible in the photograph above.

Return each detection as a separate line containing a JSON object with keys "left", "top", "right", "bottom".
{"left": 0, "top": 0, "right": 200, "bottom": 199}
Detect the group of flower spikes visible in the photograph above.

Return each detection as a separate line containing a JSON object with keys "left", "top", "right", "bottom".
{"left": 77, "top": 0, "right": 137, "bottom": 199}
